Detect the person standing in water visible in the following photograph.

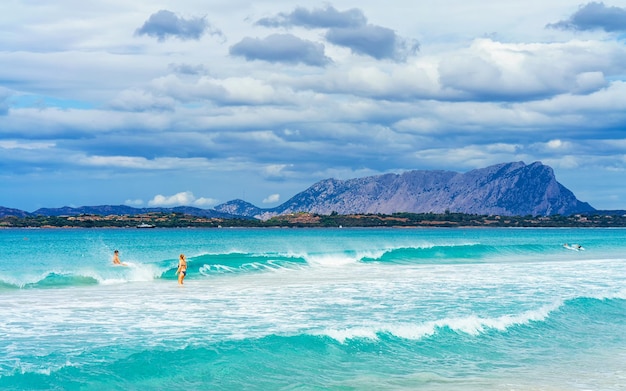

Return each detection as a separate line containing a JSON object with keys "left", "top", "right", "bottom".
{"left": 176, "top": 254, "right": 187, "bottom": 285}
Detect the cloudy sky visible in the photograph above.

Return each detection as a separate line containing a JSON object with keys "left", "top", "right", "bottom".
{"left": 2, "top": 1, "right": 626, "bottom": 212}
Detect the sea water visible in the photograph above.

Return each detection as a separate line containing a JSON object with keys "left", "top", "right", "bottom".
{"left": 0, "top": 227, "right": 625, "bottom": 390}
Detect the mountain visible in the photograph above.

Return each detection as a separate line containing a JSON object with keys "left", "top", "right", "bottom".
{"left": 213, "top": 199, "right": 264, "bottom": 217}
{"left": 29, "top": 205, "right": 243, "bottom": 219}
{"left": 32, "top": 205, "right": 140, "bottom": 217}
{"left": 0, "top": 207, "right": 31, "bottom": 218}
{"left": 214, "top": 161, "right": 595, "bottom": 218}
{"left": 0, "top": 161, "right": 599, "bottom": 220}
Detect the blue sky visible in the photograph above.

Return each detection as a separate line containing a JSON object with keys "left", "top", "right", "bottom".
{"left": 1, "top": 1, "right": 626, "bottom": 212}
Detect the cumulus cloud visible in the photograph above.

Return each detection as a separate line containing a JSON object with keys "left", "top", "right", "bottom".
{"left": 254, "top": 5, "right": 418, "bottom": 61}
{"left": 547, "top": 2, "right": 626, "bottom": 32}
{"left": 290, "top": 38, "right": 622, "bottom": 103}
{"left": 256, "top": 5, "right": 366, "bottom": 28}
{"left": 135, "top": 10, "right": 220, "bottom": 41}
{"left": 437, "top": 39, "right": 617, "bottom": 101}
{"left": 148, "top": 191, "right": 217, "bottom": 207}
{"left": 230, "top": 34, "right": 331, "bottom": 66}
{"left": 262, "top": 193, "right": 280, "bottom": 203}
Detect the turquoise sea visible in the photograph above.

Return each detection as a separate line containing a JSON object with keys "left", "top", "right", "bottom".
{"left": 0, "top": 227, "right": 625, "bottom": 390}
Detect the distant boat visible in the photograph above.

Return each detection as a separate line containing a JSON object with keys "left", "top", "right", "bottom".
{"left": 137, "top": 223, "right": 156, "bottom": 229}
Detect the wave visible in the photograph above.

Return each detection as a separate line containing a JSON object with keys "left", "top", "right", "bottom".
{"left": 0, "top": 239, "right": 610, "bottom": 289}
{"left": 161, "top": 243, "right": 516, "bottom": 278}
{"left": 0, "top": 272, "right": 99, "bottom": 290}
{"left": 181, "top": 242, "right": 546, "bottom": 275}
{"left": 3, "top": 297, "right": 624, "bottom": 390}
{"left": 316, "top": 301, "right": 561, "bottom": 343}
{"left": 317, "top": 295, "right": 626, "bottom": 346}
{"left": 195, "top": 252, "right": 308, "bottom": 274}
{"left": 361, "top": 242, "right": 558, "bottom": 265}
{"left": 361, "top": 243, "right": 492, "bottom": 264}
{"left": 0, "top": 263, "right": 166, "bottom": 289}
{"left": 0, "top": 252, "right": 311, "bottom": 288}
{"left": 156, "top": 252, "right": 309, "bottom": 279}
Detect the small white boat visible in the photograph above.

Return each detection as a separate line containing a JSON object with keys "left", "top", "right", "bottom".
{"left": 137, "top": 223, "right": 155, "bottom": 228}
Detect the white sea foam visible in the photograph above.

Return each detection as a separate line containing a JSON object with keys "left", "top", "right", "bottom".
{"left": 305, "top": 253, "right": 360, "bottom": 266}
{"left": 319, "top": 327, "right": 380, "bottom": 343}
{"left": 200, "top": 264, "right": 237, "bottom": 274}
{"left": 318, "top": 301, "right": 564, "bottom": 343}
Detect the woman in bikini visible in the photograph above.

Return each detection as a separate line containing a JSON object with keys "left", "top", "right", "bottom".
{"left": 176, "top": 254, "right": 187, "bottom": 285}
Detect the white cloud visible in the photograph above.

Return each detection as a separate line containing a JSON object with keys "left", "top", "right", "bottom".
{"left": 437, "top": 38, "right": 622, "bottom": 100}
{"left": 546, "top": 139, "right": 564, "bottom": 149}
{"left": 193, "top": 197, "right": 218, "bottom": 207}
{"left": 263, "top": 164, "right": 292, "bottom": 178}
{"left": 262, "top": 194, "right": 280, "bottom": 203}
{"left": 124, "top": 199, "right": 144, "bottom": 206}
{"left": 148, "top": 191, "right": 196, "bottom": 207}
{"left": 147, "top": 191, "right": 217, "bottom": 207}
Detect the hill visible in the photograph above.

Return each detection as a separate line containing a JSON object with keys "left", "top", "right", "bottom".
{"left": 0, "top": 207, "right": 31, "bottom": 218}
{"left": 26, "top": 205, "right": 243, "bottom": 219}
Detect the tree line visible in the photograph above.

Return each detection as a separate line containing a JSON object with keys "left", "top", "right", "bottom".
{"left": 1, "top": 211, "right": 626, "bottom": 228}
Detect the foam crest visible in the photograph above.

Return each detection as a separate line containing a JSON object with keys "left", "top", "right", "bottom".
{"left": 413, "top": 303, "right": 560, "bottom": 337}
{"left": 197, "top": 259, "right": 306, "bottom": 275}
{"left": 305, "top": 253, "right": 360, "bottom": 267}
{"left": 320, "top": 302, "right": 563, "bottom": 343}
{"left": 318, "top": 327, "right": 380, "bottom": 343}
{"left": 98, "top": 263, "right": 164, "bottom": 284}
{"left": 199, "top": 264, "right": 237, "bottom": 274}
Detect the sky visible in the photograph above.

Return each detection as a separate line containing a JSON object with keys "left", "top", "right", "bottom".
{"left": 1, "top": 1, "right": 626, "bottom": 212}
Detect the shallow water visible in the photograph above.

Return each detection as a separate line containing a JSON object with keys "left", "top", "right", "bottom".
{"left": 1, "top": 227, "right": 625, "bottom": 390}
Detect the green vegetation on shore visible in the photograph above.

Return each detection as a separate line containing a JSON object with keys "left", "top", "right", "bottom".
{"left": 2, "top": 211, "right": 626, "bottom": 228}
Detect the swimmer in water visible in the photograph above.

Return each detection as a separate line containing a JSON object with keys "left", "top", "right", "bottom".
{"left": 112, "top": 250, "right": 127, "bottom": 266}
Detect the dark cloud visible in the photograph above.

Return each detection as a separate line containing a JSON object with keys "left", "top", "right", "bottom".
{"left": 135, "top": 10, "right": 217, "bottom": 41}
{"left": 255, "top": 6, "right": 418, "bottom": 61}
{"left": 326, "top": 25, "right": 419, "bottom": 61}
{"left": 256, "top": 5, "right": 366, "bottom": 28}
{"left": 547, "top": 2, "right": 626, "bottom": 32}
{"left": 229, "top": 34, "right": 331, "bottom": 66}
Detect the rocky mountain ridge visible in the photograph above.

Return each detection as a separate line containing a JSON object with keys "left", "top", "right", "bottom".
{"left": 1, "top": 161, "right": 596, "bottom": 219}
{"left": 215, "top": 161, "right": 595, "bottom": 219}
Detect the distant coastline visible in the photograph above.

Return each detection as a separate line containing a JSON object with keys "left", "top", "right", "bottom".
{"left": 2, "top": 211, "right": 626, "bottom": 228}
